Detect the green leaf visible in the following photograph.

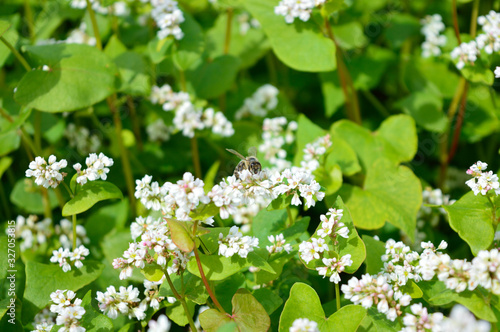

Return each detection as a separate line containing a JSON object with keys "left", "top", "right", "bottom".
{"left": 0, "top": 157, "right": 12, "bottom": 179}
{"left": 334, "top": 21, "right": 368, "bottom": 50}
{"left": 420, "top": 280, "right": 497, "bottom": 322}
{"left": 148, "top": 37, "right": 174, "bottom": 64}
{"left": 362, "top": 235, "right": 385, "bottom": 275}
{"left": 159, "top": 271, "right": 209, "bottom": 305}
{"left": 332, "top": 114, "right": 418, "bottom": 170}
{"left": 395, "top": 86, "right": 447, "bottom": 133}
{"left": 14, "top": 44, "right": 118, "bottom": 112}
{"left": 172, "top": 12, "right": 205, "bottom": 71}
{"left": 10, "top": 179, "right": 59, "bottom": 214}
{"left": 22, "top": 260, "right": 103, "bottom": 324}
{"left": 338, "top": 159, "right": 421, "bottom": 239}
{"left": 267, "top": 194, "right": 292, "bottom": 211}
{"left": 252, "top": 288, "right": 283, "bottom": 315}
{"left": 165, "top": 299, "right": 196, "bottom": 327}
{"left": 187, "top": 55, "right": 241, "bottom": 99}
{"left": 187, "top": 251, "right": 275, "bottom": 281}
{"left": 0, "top": 130, "right": 20, "bottom": 156}
{"left": 200, "top": 289, "right": 271, "bottom": 332}
{"left": 279, "top": 283, "right": 366, "bottom": 331}
{"left": 204, "top": 160, "right": 220, "bottom": 193}
{"left": 114, "top": 51, "right": 151, "bottom": 96}
{"left": 293, "top": 114, "right": 326, "bottom": 165}
{"left": 384, "top": 14, "right": 420, "bottom": 49}
{"left": 462, "top": 85, "right": 500, "bottom": 143}
{"left": 243, "top": 0, "right": 336, "bottom": 72}
{"left": 443, "top": 192, "right": 498, "bottom": 255}
{"left": 80, "top": 290, "right": 114, "bottom": 332}
{"left": 460, "top": 62, "right": 494, "bottom": 85}
{"left": 165, "top": 218, "right": 195, "bottom": 252}
{"left": 0, "top": 19, "right": 19, "bottom": 68}
{"left": 62, "top": 181, "right": 123, "bottom": 216}
{"left": 141, "top": 264, "right": 165, "bottom": 282}
{"left": 400, "top": 280, "right": 423, "bottom": 299}
{"left": 324, "top": 134, "right": 361, "bottom": 176}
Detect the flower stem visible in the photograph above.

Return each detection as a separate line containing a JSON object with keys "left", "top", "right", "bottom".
{"left": 85, "top": 0, "right": 103, "bottom": 50}
{"left": 191, "top": 136, "right": 202, "bottom": 179}
{"left": 487, "top": 195, "right": 498, "bottom": 228}
{"left": 0, "top": 36, "right": 31, "bottom": 71}
{"left": 286, "top": 206, "right": 293, "bottom": 226}
{"left": 323, "top": 17, "right": 361, "bottom": 124}
{"left": 447, "top": 82, "right": 469, "bottom": 163}
{"left": 193, "top": 221, "right": 226, "bottom": 313}
{"left": 126, "top": 96, "right": 143, "bottom": 151}
{"left": 451, "top": 0, "right": 462, "bottom": 44}
{"left": 72, "top": 214, "right": 77, "bottom": 250}
{"left": 23, "top": 0, "right": 35, "bottom": 43}
{"left": 164, "top": 271, "right": 198, "bottom": 331}
{"left": 470, "top": 0, "right": 480, "bottom": 38}
{"left": 335, "top": 283, "right": 341, "bottom": 311}
{"left": 34, "top": 111, "right": 42, "bottom": 153}
{"left": 223, "top": 8, "right": 233, "bottom": 54}
{"left": 107, "top": 95, "right": 137, "bottom": 218}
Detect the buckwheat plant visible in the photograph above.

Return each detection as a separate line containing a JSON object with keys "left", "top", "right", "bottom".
{"left": 420, "top": 14, "right": 447, "bottom": 58}
{"left": 300, "top": 134, "right": 332, "bottom": 172}
{"left": 289, "top": 317, "right": 319, "bottom": 332}
{"left": 25, "top": 155, "right": 67, "bottom": 189}
{"left": 400, "top": 303, "right": 444, "bottom": 332}
{"left": 49, "top": 290, "right": 85, "bottom": 332}
{"left": 258, "top": 117, "right": 297, "bottom": 172}
{"left": 274, "top": 0, "right": 326, "bottom": 23}
{"left": 218, "top": 225, "right": 259, "bottom": 258}
{"left": 465, "top": 161, "right": 500, "bottom": 196}
{"left": 147, "top": 314, "right": 172, "bottom": 332}
{"left": 266, "top": 233, "right": 293, "bottom": 254}
{"left": 235, "top": 84, "right": 279, "bottom": 119}
{"left": 96, "top": 285, "right": 147, "bottom": 320}
{"left": 8, "top": 215, "right": 53, "bottom": 251}
{"left": 73, "top": 152, "right": 114, "bottom": 185}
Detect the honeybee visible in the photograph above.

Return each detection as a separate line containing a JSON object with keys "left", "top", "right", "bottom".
{"left": 226, "top": 147, "right": 262, "bottom": 178}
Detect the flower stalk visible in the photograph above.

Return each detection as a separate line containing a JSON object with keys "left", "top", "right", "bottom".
{"left": 163, "top": 271, "right": 198, "bottom": 331}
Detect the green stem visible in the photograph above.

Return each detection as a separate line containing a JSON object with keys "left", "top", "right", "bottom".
{"left": 62, "top": 181, "right": 74, "bottom": 198}
{"left": 107, "top": 95, "right": 137, "bottom": 218}
{"left": 451, "top": 0, "right": 462, "bottom": 44}
{"left": 23, "top": 0, "right": 35, "bottom": 43}
{"left": 126, "top": 96, "right": 143, "bottom": 151}
{"left": 223, "top": 8, "right": 233, "bottom": 54}
{"left": 447, "top": 82, "right": 469, "bottom": 163}
{"left": 72, "top": 214, "right": 77, "bottom": 250}
{"left": 193, "top": 221, "right": 226, "bottom": 313}
{"left": 164, "top": 271, "right": 198, "bottom": 331}
{"left": 286, "top": 206, "right": 293, "bottom": 227}
{"left": 361, "top": 90, "right": 390, "bottom": 117}
{"left": 265, "top": 52, "right": 278, "bottom": 86}
{"left": 470, "top": 0, "right": 480, "bottom": 38}
{"left": 178, "top": 69, "right": 187, "bottom": 92}
{"left": 41, "top": 188, "right": 52, "bottom": 219}
{"left": 335, "top": 283, "right": 341, "bottom": 311}
{"left": 34, "top": 111, "right": 42, "bottom": 153}
{"left": 487, "top": 195, "right": 498, "bottom": 227}
{"left": 85, "top": 0, "right": 103, "bottom": 50}
{"left": 0, "top": 36, "right": 31, "bottom": 71}
{"left": 191, "top": 136, "right": 202, "bottom": 179}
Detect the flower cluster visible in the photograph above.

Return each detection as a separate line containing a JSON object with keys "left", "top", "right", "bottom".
{"left": 148, "top": 314, "right": 172, "bottom": 332}
{"left": 451, "top": 41, "right": 480, "bottom": 70}
{"left": 55, "top": 218, "right": 90, "bottom": 249}
{"left": 400, "top": 303, "right": 444, "bottom": 332}
{"left": 274, "top": 0, "right": 326, "bottom": 24}
{"left": 300, "top": 134, "right": 332, "bottom": 172}
{"left": 266, "top": 233, "right": 292, "bottom": 254}
{"left": 439, "top": 305, "right": 490, "bottom": 331}
{"left": 26, "top": 155, "right": 67, "bottom": 189}
{"left": 135, "top": 172, "right": 212, "bottom": 222}
{"left": 342, "top": 274, "right": 412, "bottom": 321}
{"left": 49, "top": 290, "right": 85, "bottom": 332}
{"left": 465, "top": 161, "right": 500, "bottom": 196}
{"left": 69, "top": 0, "right": 129, "bottom": 16}
{"left": 114, "top": 215, "right": 190, "bottom": 279}
{"left": 50, "top": 245, "right": 90, "bottom": 272}
{"left": 147, "top": 118, "right": 172, "bottom": 143}
{"left": 298, "top": 237, "right": 329, "bottom": 264}
{"left": 258, "top": 117, "right": 297, "bottom": 171}
{"left": 381, "top": 239, "right": 423, "bottom": 287}
{"left": 235, "top": 84, "right": 279, "bottom": 119}
{"left": 316, "top": 254, "right": 353, "bottom": 284}
{"left": 476, "top": 10, "right": 500, "bottom": 54}
{"left": 150, "top": 84, "right": 234, "bottom": 138}
{"left": 96, "top": 285, "right": 147, "bottom": 320}
{"left": 420, "top": 14, "right": 447, "bottom": 58}
{"left": 237, "top": 13, "right": 260, "bottom": 35}
{"left": 316, "top": 208, "right": 348, "bottom": 243}
{"left": 74, "top": 152, "right": 114, "bottom": 185}
{"left": 150, "top": 0, "right": 185, "bottom": 40}
{"left": 289, "top": 318, "right": 319, "bottom": 332}
{"left": 64, "top": 123, "right": 101, "bottom": 155}
{"left": 218, "top": 225, "right": 259, "bottom": 258}
{"left": 8, "top": 215, "right": 53, "bottom": 251}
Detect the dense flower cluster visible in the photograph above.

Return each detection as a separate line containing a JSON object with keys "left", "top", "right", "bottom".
{"left": 26, "top": 155, "right": 67, "bottom": 188}
{"left": 135, "top": 173, "right": 213, "bottom": 223}
{"left": 50, "top": 245, "right": 90, "bottom": 272}
{"left": 476, "top": 10, "right": 500, "bottom": 54}
{"left": 69, "top": 0, "right": 129, "bottom": 16}
{"left": 381, "top": 239, "right": 424, "bottom": 287}
{"left": 465, "top": 161, "right": 500, "bottom": 196}
{"left": 300, "top": 134, "right": 332, "bottom": 172}
{"left": 316, "top": 208, "right": 348, "bottom": 242}
{"left": 316, "top": 255, "right": 352, "bottom": 284}
{"left": 266, "top": 233, "right": 292, "bottom": 254}
{"left": 218, "top": 225, "right": 259, "bottom": 258}
{"left": 8, "top": 215, "right": 52, "bottom": 251}
{"left": 342, "top": 274, "right": 412, "bottom": 321}
{"left": 65, "top": 123, "right": 101, "bottom": 155}
{"left": 258, "top": 117, "right": 297, "bottom": 171}
{"left": 298, "top": 237, "right": 329, "bottom": 264}
{"left": 150, "top": 0, "right": 185, "bottom": 40}
{"left": 451, "top": 41, "right": 480, "bottom": 70}
{"left": 289, "top": 318, "right": 319, "bottom": 332}
{"left": 420, "top": 14, "right": 447, "bottom": 58}
{"left": 147, "top": 314, "right": 172, "bottom": 332}
{"left": 32, "top": 308, "right": 57, "bottom": 332}
{"left": 400, "top": 303, "right": 444, "bottom": 332}
{"left": 96, "top": 285, "right": 147, "bottom": 320}
{"left": 274, "top": 0, "right": 326, "bottom": 24}
{"left": 113, "top": 215, "right": 190, "bottom": 279}
{"left": 235, "top": 84, "right": 279, "bottom": 119}
{"left": 74, "top": 152, "right": 114, "bottom": 185}
{"left": 439, "top": 305, "right": 490, "bottom": 331}
{"left": 150, "top": 84, "right": 234, "bottom": 138}
{"left": 49, "top": 290, "right": 85, "bottom": 332}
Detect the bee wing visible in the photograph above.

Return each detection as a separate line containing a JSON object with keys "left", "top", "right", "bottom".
{"left": 247, "top": 146, "right": 257, "bottom": 157}
{"left": 226, "top": 149, "right": 246, "bottom": 160}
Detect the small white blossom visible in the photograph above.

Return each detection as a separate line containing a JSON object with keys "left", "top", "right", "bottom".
{"left": 289, "top": 317, "right": 319, "bottom": 332}
{"left": 235, "top": 84, "right": 279, "bottom": 119}
{"left": 26, "top": 155, "right": 67, "bottom": 188}
{"left": 218, "top": 226, "right": 259, "bottom": 258}
{"left": 74, "top": 152, "right": 114, "bottom": 185}
{"left": 266, "top": 233, "right": 292, "bottom": 254}
{"left": 451, "top": 41, "right": 479, "bottom": 69}
{"left": 316, "top": 254, "right": 353, "bottom": 284}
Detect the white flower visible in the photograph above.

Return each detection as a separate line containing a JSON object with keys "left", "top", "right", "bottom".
{"left": 148, "top": 314, "right": 171, "bottom": 332}
{"left": 147, "top": 119, "right": 172, "bottom": 142}
{"left": 439, "top": 305, "right": 490, "bottom": 331}
{"left": 289, "top": 317, "right": 319, "bottom": 332}
{"left": 218, "top": 226, "right": 259, "bottom": 258}
{"left": 266, "top": 233, "right": 293, "bottom": 254}
{"left": 74, "top": 152, "right": 114, "bottom": 185}
{"left": 420, "top": 14, "right": 447, "bottom": 58}
{"left": 451, "top": 41, "right": 479, "bottom": 69}
{"left": 465, "top": 161, "right": 500, "bottom": 196}
{"left": 495, "top": 66, "right": 500, "bottom": 78}
{"left": 26, "top": 155, "right": 67, "bottom": 188}
{"left": 235, "top": 84, "right": 279, "bottom": 119}
{"left": 316, "top": 254, "right": 353, "bottom": 284}
{"left": 151, "top": 1, "right": 185, "bottom": 40}
{"left": 275, "top": 0, "right": 324, "bottom": 24}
